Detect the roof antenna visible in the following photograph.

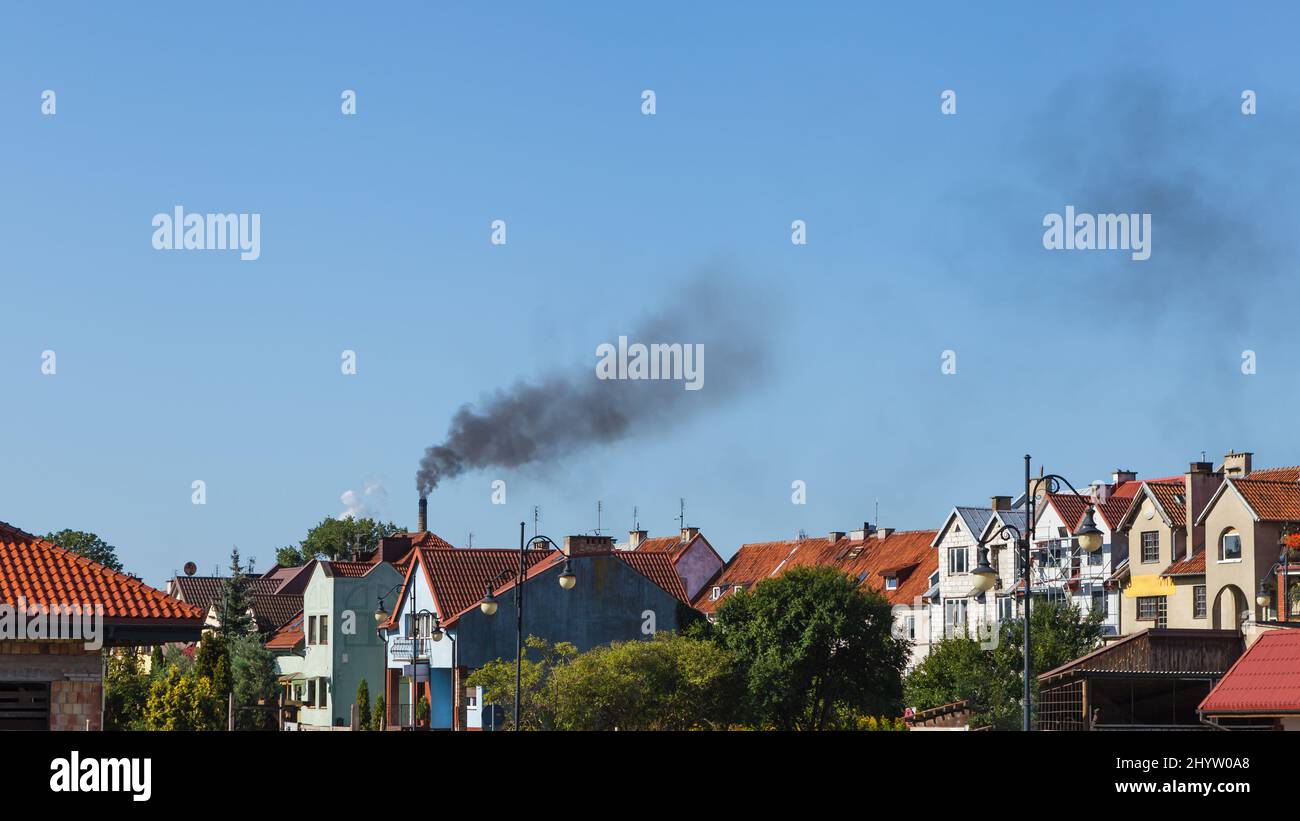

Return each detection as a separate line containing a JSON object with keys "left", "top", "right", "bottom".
{"left": 633, "top": 505, "right": 639, "bottom": 531}
{"left": 595, "top": 500, "right": 603, "bottom": 536}
{"left": 533, "top": 506, "right": 541, "bottom": 539}
{"left": 467, "top": 531, "right": 474, "bottom": 548}
{"left": 875, "top": 497, "right": 879, "bottom": 528}
{"left": 679, "top": 498, "right": 686, "bottom": 531}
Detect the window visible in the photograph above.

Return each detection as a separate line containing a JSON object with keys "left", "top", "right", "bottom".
{"left": 885, "top": 576, "right": 898, "bottom": 591}
{"left": 710, "top": 586, "right": 721, "bottom": 601}
{"left": 1219, "top": 531, "right": 1242, "bottom": 562}
{"left": 1137, "top": 596, "right": 1161, "bottom": 621}
{"left": 943, "top": 599, "right": 967, "bottom": 635}
{"left": 901, "top": 615, "right": 916, "bottom": 640}
{"left": 307, "top": 616, "right": 317, "bottom": 645}
{"left": 1193, "top": 585, "right": 1207, "bottom": 619}
{"left": 733, "top": 585, "right": 743, "bottom": 594}
{"left": 1140, "top": 531, "right": 1160, "bottom": 563}
{"left": 1091, "top": 588, "right": 1107, "bottom": 616}
{"left": 305, "top": 678, "right": 316, "bottom": 706}
{"left": 465, "top": 685, "right": 478, "bottom": 709}
{"left": 319, "top": 615, "right": 329, "bottom": 645}
{"left": 316, "top": 678, "right": 329, "bottom": 708}
{"left": 996, "top": 596, "right": 1014, "bottom": 622}
{"left": 948, "top": 546, "right": 968, "bottom": 574}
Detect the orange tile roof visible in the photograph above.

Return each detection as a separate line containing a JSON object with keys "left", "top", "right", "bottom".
{"left": 614, "top": 552, "right": 691, "bottom": 604}
{"left": 417, "top": 547, "right": 553, "bottom": 625}
{"left": 1043, "top": 493, "right": 1090, "bottom": 531}
{"left": 0, "top": 521, "right": 204, "bottom": 623}
{"left": 634, "top": 536, "right": 687, "bottom": 557}
{"left": 693, "top": 529, "right": 939, "bottom": 614}
{"left": 1163, "top": 549, "right": 1206, "bottom": 577}
{"left": 265, "top": 610, "right": 304, "bottom": 650}
{"left": 1200, "top": 629, "right": 1300, "bottom": 715}
{"left": 1146, "top": 482, "right": 1188, "bottom": 527}
{"left": 1231, "top": 479, "right": 1300, "bottom": 522}
{"left": 1247, "top": 466, "right": 1300, "bottom": 482}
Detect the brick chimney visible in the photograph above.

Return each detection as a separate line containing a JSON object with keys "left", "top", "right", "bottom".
{"left": 1185, "top": 461, "right": 1221, "bottom": 557}
{"left": 417, "top": 496, "right": 428, "bottom": 533}
{"left": 1223, "top": 450, "right": 1253, "bottom": 478}
{"left": 564, "top": 535, "right": 615, "bottom": 557}
{"left": 628, "top": 529, "right": 647, "bottom": 549}
{"left": 1112, "top": 469, "right": 1137, "bottom": 485}
{"left": 990, "top": 495, "right": 1011, "bottom": 511}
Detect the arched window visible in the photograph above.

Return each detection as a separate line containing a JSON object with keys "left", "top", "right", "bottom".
{"left": 1219, "top": 529, "right": 1242, "bottom": 562}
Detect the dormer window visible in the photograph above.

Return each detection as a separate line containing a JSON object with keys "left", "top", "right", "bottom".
{"left": 885, "top": 576, "right": 898, "bottom": 591}
{"left": 711, "top": 586, "right": 721, "bottom": 601}
{"left": 733, "top": 585, "right": 743, "bottom": 594}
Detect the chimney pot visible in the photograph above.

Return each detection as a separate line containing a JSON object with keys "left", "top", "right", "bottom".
{"left": 417, "top": 496, "right": 428, "bottom": 533}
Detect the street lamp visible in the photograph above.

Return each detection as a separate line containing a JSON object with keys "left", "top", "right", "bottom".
{"left": 1257, "top": 579, "right": 1271, "bottom": 610}
{"left": 478, "top": 523, "right": 577, "bottom": 730}
{"left": 969, "top": 456, "right": 1100, "bottom": 731}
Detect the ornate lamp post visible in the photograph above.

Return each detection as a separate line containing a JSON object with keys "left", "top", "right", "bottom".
{"left": 967, "top": 455, "right": 1104, "bottom": 731}
{"left": 479, "top": 522, "right": 576, "bottom": 730}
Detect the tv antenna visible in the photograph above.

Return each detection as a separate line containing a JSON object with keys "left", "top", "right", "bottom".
{"left": 533, "top": 505, "right": 541, "bottom": 538}
{"left": 467, "top": 531, "right": 475, "bottom": 548}
{"left": 678, "top": 498, "right": 685, "bottom": 531}
{"left": 633, "top": 505, "right": 640, "bottom": 531}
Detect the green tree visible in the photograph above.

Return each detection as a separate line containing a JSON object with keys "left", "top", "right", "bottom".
{"left": 144, "top": 668, "right": 223, "bottom": 731}
{"left": 45, "top": 529, "right": 124, "bottom": 572}
{"left": 546, "top": 633, "right": 743, "bottom": 730}
{"left": 356, "top": 679, "right": 372, "bottom": 731}
{"left": 904, "top": 600, "right": 1105, "bottom": 729}
{"left": 372, "top": 695, "right": 386, "bottom": 732}
{"left": 104, "top": 650, "right": 151, "bottom": 730}
{"left": 714, "top": 565, "right": 910, "bottom": 730}
{"left": 282, "top": 517, "right": 405, "bottom": 564}
{"left": 230, "top": 633, "right": 280, "bottom": 730}
{"left": 903, "top": 636, "right": 1001, "bottom": 726}
{"left": 217, "top": 548, "right": 255, "bottom": 637}
{"left": 467, "top": 636, "right": 578, "bottom": 730}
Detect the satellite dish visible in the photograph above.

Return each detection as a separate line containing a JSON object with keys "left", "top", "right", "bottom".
{"left": 183, "top": 561, "right": 197, "bottom": 577}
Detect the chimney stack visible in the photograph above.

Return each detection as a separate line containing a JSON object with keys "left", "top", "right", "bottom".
{"left": 1112, "top": 469, "right": 1137, "bottom": 485}
{"left": 680, "top": 527, "right": 699, "bottom": 543}
{"left": 629, "top": 529, "right": 647, "bottom": 549}
{"left": 564, "top": 535, "right": 615, "bottom": 557}
{"left": 417, "top": 496, "right": 428, "bottom": 533}
{"left": 1223, "top": 450, "right": 1253, "bottom": 478}
{"left": 990, "top": 495, "right": 1012, "bottom": 511}
{"left": 876, "top": 527, "right": 895, "bottom": 540}
{"left": 828, "top": 531, "right": 846, "bottom": 543}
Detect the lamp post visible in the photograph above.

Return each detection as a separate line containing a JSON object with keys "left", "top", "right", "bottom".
{"left": 967, "top": 455, "right": 1104, "bottom": 731}
{"left": 374, "top": 582, "right": 438, "bottom": 730}
{"left": 479, "top": 522, "right": 576, "bottom": 730}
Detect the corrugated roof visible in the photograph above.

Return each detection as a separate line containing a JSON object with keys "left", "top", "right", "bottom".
{"left": 0, "top": 521, "right": 204, "bottom": 623}
{"left": 1200, "top": 629, "right": 1300, "bottom": 715}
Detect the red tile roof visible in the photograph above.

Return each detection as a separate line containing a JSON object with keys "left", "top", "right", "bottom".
{"left": 1247, "top": 466, "right": 1300, "bottom": 482}
{"left": 265, "top": 610, "right": 305, "bottom": 650}
{"left": 0, "top": 521, "right": 204, "bottom": 623}
{"left": 416, "top": 547, "right": 553, "bottom": 625}
{"left": 634, "top": 536, "right": 688, "bottom": 558}
{"left": 1231, "top": 479, "right": 1300, "bottom": 522}
{"left": 1147, "top": 481, "right": 1188, "bottom": 527}
{"left": 322, "top": 561, "right": 379, "bottom": 578}
{"left": 1163, "top": 549, "right": 1206, "bottom": 577}
{"left": 614, "top": 552, "right": 691, "bottom": 604}
{"left": 1043, "top": 493, "right": 1090, "bottom": 531}
{"left": 693, "top": 529, "right": 939, "bottom": 614}
{"left": 1200, "top": 629, "right": 1300, "bottom": 715}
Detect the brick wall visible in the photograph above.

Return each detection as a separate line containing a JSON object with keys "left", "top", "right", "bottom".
{"left": 0, "top": 640, "right": 102, "bottom": 731}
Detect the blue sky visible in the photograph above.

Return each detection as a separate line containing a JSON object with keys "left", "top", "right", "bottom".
{"left": 4, "top": 2, "right": 1300, "bottom": 588}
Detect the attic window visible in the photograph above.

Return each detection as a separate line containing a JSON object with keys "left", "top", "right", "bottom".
{"left": 1174, "top": 493, "right": 1185, "bottom": 506}
{"left": 929, "top": 571, "right": 939, "bottom": 587}
{"left": 885, "top": 576, "right": 898, "bottom": 590}
{"left": 711, "top": 586, "right": 721, "bottom": 601}
{"left": 733, "top": 585, "right": 743, "bottom": 594}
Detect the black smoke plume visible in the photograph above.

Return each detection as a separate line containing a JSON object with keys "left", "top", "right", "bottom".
{"left": 417, "top": 275, "right": 771, "bottom": 495}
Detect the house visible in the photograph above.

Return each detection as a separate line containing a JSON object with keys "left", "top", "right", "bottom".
{"left": 929, "top": 497, "right": 1034, "bottom": 648}
{"left": 1198, "top": 627, "right": 1300, "bottom": 730}
{"left": 622, "top": 527, "right": 724, "bottom": 602}
{"left": 1036, "top": 628, "right": 1243, "bottom": 730}
{"left": 1193, "top": 452, "right": 1300, "bottom": 632}
{"left": 1115, "top": 453, "right": 1300, "bottom": 636}
{"left": 379, "top": 533, "right": 695, "bottom": 730}
{"left": 693, "top": 523, "right": 939, "bottom": 667}
{"left": 167, "top": 572, "right": 301, "bottom": 635}
{"left": 1114, "top": 467, "right": 1212, "bottom": 632}
{"left": 0, "top": 520, "right": 205, "bottom": 730}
